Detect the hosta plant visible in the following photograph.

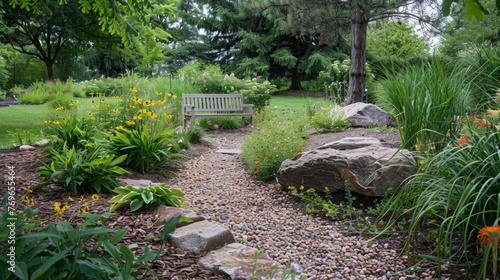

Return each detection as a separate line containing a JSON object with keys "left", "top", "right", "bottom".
{"left": 38, "top": 144, "right": 128, "bottom": 194}
{"left": 109, "top": 183, "right": 185, "bottom": 212}
{"left": 0, "top": 202, "right": 180, "bottom": 280}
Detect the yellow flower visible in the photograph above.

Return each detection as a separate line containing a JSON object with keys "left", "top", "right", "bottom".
{"left": 130, "top": 87, "right": 138, "bottom": 93}
{"left": 27, "top": 185, "right": 33, "bottom": 193}
{"left": 80, "top": 196, "right": 87, "bottom": 203}
{"left": 155, "top": 91, "right": 162, "bottom": 95}
{"left": 68, "top": 196, "right": 74, "bottom": 202}
{"left": 44, "top": 120, "right": 51, "bottom": 124}
{"left": 54, "top": 202, "right": 62, "bottom": 212}
{"left": 163, "top": 113, "right": 173, "bottom": 119}
{"left": 158, "top": 99, "right": 167, "bottom": 105}
{"left": 126, "top": 120, "right": 136, "bottom": 126}
{"left": 88, "top": 113, "right": 93, "bottom": 117}
{"left": 116, "top": 125, "right": 124, "bottom": 130}
{"left": 113, "top": 108, "right": 119, "bottom": 113}
{"left": 53, "top": 121, "right": 60, "bottom": 125}
{"left": 79, "top": 206, "right": 90, "bottom": 214}
{"left": 91, "top": 194, "right": 99, "bottom": 201}
{"left": 55, "top": 106, "right": 64, "bottom": 111}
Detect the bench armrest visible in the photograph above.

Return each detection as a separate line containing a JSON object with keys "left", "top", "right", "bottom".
{"left": 242, "top": 104, "right": 254, "bottom": 113}
{"left": 184, "top": 104, "right": 195, "bottom": 115}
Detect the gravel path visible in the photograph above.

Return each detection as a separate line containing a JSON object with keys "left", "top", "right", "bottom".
{"left": 168, "top": 130, "right": 443, "bottom": 280}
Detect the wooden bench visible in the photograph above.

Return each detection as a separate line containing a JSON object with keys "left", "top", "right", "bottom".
{"left": 182, "top": 93, "right": 254, "bottom": 128}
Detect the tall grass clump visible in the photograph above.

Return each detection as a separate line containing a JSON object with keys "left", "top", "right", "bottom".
{"left": 379, "top": 119, "right": 500, "bottom": 272}
{"left": 468, "top": 47, "right": 500, "bottom": 113}
{"left": 375, "top": 58, "right": 473, "bottom": 153}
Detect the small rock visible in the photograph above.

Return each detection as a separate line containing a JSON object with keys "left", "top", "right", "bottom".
{"left": 19, "top": 145, "right": 36, "bottom": 151}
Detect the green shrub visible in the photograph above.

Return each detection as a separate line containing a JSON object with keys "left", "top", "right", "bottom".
{"left": 15, "top": 79, "right": 85, "bottom": 104}
{"left": 109, "top": 183, "right": 185, "bottom": 212}
{"left": 375, "top": 58, "right": 473, "bottom": 153}
{"left": 38, "top": 144, "right": 129, "bottom": 194}
{"left": 242, "top": 108, "right": 309, "bottom": 181}
{"left": 42, "top": 115, "right": 99, "bottom": 152}
{"left": 105, "top": 127, "right": 185, "bottom": 174}
{"left": 181, "top": 126, "right": 204, "bottom": 144}
{"left": 0, "top": 204, "right": 174, "bottom": 279}
{"left": 216, "top": 118, "right": 241, "bottom": 130}
{"left": 379, "top": 121, "right": 500, "bottom": 267}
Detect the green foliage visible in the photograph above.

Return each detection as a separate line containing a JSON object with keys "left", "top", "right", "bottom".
{"left": 38, "top": 144, "right": 128, "bottom": 194}
{"left": 318, "top": 59, "right": 374, "bottom": 103}
{"left": 288, "top": 186, "right": 377, "bottom": 232}
{"left": 442, "top": 0, "right": 498, "bottom": 20}
{"left": 14, "top": 79, "right": 84, "bottom": 104}
{"left": 43, "top": 115, "right": 99, "bottom": 152}
{"left": 242, "top": 107, "right": 309, "bottom": 181}
{"left": 379, "top": 121, "right": 500, "bottom": 267}
{"left": 109, "top": 183, "right": 185, "bottom": 212}
{"left": 375, "top": 58, "right": 473, "bottom": 152}
{"left": 105, "top": 127, "right": 185, "bottom": 174}
{"left": 0, "top": 204, "right": 166, "bottom": 280}
{"left": 180, "top": 126, "right": 204, "bottom": 144}
{"left": 468, "top": 47, "right": 500, "bottom": 113}
{"left": 367, "top": 21, "right": 429, "bottom": 60}
{"left": 79, "top": 78, "right": 122, "bottom": 97}
{"left": 216, "top": 118, "right": 241, "bottom": 130}
{"left": 307, "top": 101, "right": 350, "bottom": 132}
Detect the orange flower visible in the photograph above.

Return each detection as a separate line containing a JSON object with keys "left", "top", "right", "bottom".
{"left": 457, "top": 136, "right": 470, "bottom": 147}
{"left": 253, "top": 170, "right": 259, "bottom": 176}
{"left": 478, "top": 225, "right": 500, "bottom": 247}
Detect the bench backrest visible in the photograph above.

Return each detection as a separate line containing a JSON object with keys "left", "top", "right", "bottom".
{"left": 182, "top": 94, "right": 244, "bottom": 112}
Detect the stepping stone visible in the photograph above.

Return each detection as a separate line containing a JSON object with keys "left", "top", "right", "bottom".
{"left": 168, "top": 220, "right": 235, "bottom": 254}
{"left": 19, "top": 145, "right": 36, "bottom": 151}
{"left": 216, "top": 149, "right": 241, "bottom": 154}
{"left": 198, "top": 243, "right": 291, "bottom": 279}
{"left": 154, "top": 206, "right": 205, "bottom": 227}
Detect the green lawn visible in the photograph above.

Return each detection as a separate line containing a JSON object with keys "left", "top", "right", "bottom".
{"left": 269, "top": 95, "right": 328, "bottom": 115}
{"left": 0, "top": 97, "right": 113, "bottom": 148}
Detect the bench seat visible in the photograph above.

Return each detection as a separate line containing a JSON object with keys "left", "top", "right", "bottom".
{"left": 182, "top": 93, "right": 254, "bottom": 128}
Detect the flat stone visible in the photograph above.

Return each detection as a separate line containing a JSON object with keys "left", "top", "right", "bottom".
{"left": 19, "top": 145, "right": 36, "bottom": 151}
{"left": 34, "top": 139, "right": 50, "bottom": 146}
{"left": 318, "top": 137, "right": 381, "bottom": 150}
{"left": 198, "top": 243, "right": 289, "bottom": 280}
{"left": 168, "top": 220, "right": 235, "bottom": 254}
{"left": 216, "top": 149, "right": 241, "bottom": 154}
{"left": 117, "top": 178, "right": 152, "bottom": 187}
{"left": 154, "top": 206, "right": 205, "bottom": 227}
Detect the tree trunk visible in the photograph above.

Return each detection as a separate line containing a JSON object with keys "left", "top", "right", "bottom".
{"left": 288, "top": 66, "right": 304, "bottom": 91}
{"left": 44, "top": 60, "right": 55, "bottom": 82}
{"left": 346, "top": 3, "right": 368, "bottom": 104}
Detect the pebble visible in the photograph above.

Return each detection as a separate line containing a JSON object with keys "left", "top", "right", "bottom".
{"left": 169, "top": 131, "right": 445, "bottom": 279}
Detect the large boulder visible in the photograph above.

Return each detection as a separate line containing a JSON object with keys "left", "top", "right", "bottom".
{"left": 276, "top": 137, "right": 416, "bottom": 197}
{"left": 340, "top": 102, "right": 397, "bottom": 127}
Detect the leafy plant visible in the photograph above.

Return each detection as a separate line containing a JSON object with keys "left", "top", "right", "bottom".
{"left": 375, "top": 58, "right": 473, "bottom": 153}
{"left": 43, "top": 115, "right": 99, "bottom": 152}
{"left": 216, "top": 117, "right": 241, "bottom": 130}
{"left": 242, "top": 107, "right": 309, "bottom": 180}
{"left": 0, "top": 200, "right": 179, "bottom": 280}
{"left": 38, "top": 144, "right": 129, "bottom": 194}
{"left": 109, "top": 183, "right": 185, "bottom": 212}
{"left": 105, "top": 127, "right": 185, "bottom": 174}
{"left": 379, "top": 121, "right": 500, "bottom": 269}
